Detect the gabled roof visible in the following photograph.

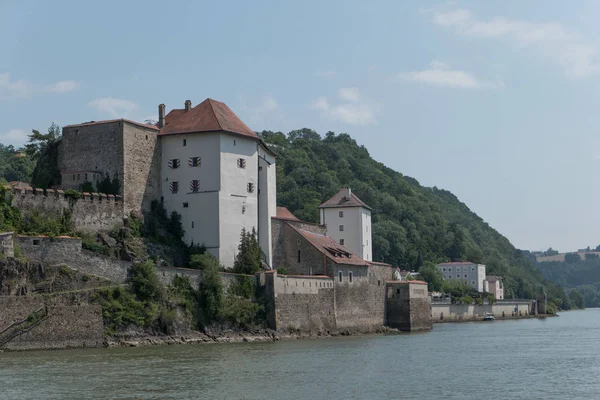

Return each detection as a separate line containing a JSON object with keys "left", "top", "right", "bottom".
{"left": 275, "top": 207, "right": 300, "bottom": 221}
{"left": 63, "top": 119, "right": 159, "bottom": 131}
{"left": 319, "top": 188, "right": 372, "bottom": 210}
{"left": 159, "top": 98, "right": 257, "bottom": 139}
{"left": 286, "top": 222, "right": 368, "bottom": 266}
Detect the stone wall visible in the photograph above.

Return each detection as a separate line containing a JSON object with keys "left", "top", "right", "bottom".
{"left": 0, "top": 296, "right": 44, "bottom": 332}
{"left": 60, "top": 121, "right": 123, "bottom": 191}
{"left": 271, "top": 220, "right": 329, "bottom": 275}
{"left": 261, "top": 271, "right": 336, "bottom": 332}
{"left": 2, "top": 305, "right": 104, "bottom": 351}
{"left": 122, "top": 123, "right": 161, "bottom": 214}
{"left": 385, "top": 281, "right": 432, "bottom": 331}
{"left": 0, "top": 232, "right": 14, "bottom": 257}
{"left": 11, "top": 188, "right": 124, "bottom": 234}
{"left": 431, "top": 299, "right": 533, "bottom": 322}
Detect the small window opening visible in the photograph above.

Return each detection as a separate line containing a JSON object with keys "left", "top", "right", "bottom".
{"left": 338, "top": 271, "right": 343, "bottom": 282}
{"left": 396, "top": 288, "right": 400, "bottom": 294}
{"left": 146, "top": 134, "right": 148, "bottom": 140}
{"left": 247, "top": 182, "right": 255, "bottom": 193}
{"left": 348, "top": 272, "right": 353, "bottom": 283}
{"left": 339, "top": 225, "right": 344, "bottom": 232}
{"left": 378, "top": 280, "right": 381, "bottom": 286}
{"left": 234, "top": 140, "right": 236, "bottom": 146}
{"left": 237, "top": 158, "right": 246, "bottom": 168}
{"left": 340, "top": 239, "right": 345, "bottom": 245}
{"left": 33, "top": 239, "right": 40, "bottom": 246}
{"left": 339, "top": 211, "right": 344, "bottom": 218}
{"left": 297, "top": 250, "right": 301, "bottom": 263}
{"left": 191, "top": 221, "right": 194, "bottom": 229}
{"left": 183, "top": 139, "right": 187, "bottom": 146}
{"left": 183, "top": 202, "right": 189, "bottom": 208}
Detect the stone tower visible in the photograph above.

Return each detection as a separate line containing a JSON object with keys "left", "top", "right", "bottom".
{"left": 319, "top": 188, "right": 372, "bottom": 261}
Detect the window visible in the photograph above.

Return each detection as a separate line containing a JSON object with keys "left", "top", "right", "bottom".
{"left": 237, "top": 158, "right": 246, "bottom": 168}
{"left": 190, "top": 180, "right": 200, "bottom": 193}
{"left": 234, "top": 140, "right": 236, "bottom": 146}
{"left": 348, "top": 272, "right": 353, "bottom": 283}
{"left": 146, "top": 135, "right": 148, "bottom": 140}
{"left": 448, "top": 267, "right": 452, "bottom": 272}
{"left": 296, "top": 239, "right": 301, "bottom": 245}
{"left": 471, "top": 280, "right": 476, "bottom": 285}
{"left": 183, "top": 139, "right": 187, "bottom": 146}
{"left": 456, "top": 274, "right": 460, "bottom": 279}
{"left": 242, "top": 205, "right": 246, "bottom": 214}
{"left": 32, "top": 239, "right": 40, "bottom": 246}
{"left": 85, "top": 173, "right": 88, "bottom": 180}
{"left": 339, "top": 211, "right": 344, "bottom": 218}
{"left": 297, "top": 250, "right": 301, "bottom": 263}
{"left": 471, "top": 266, "right": 475, "bottom": 272}
{"left": 72, "top": 174, "right": 75, "bottom": 181}
{"left": 339, "top": 225, "right": 344, "bottom": 232}
{"left": 247, "top": 183, "right": 255, "bottom": 193}
{"left": 463, "top": 266, "right": 468, "bottom": 272}
{"left": 340, "top": 239, "right": 345, "bottom": 245}
{"left": 338, "top": 271, "right": 343, "bottom": 282}
{"left": 169, "top": 181, "right": 179, "bottom": 194}
{"left": 169, "top": 159, "right": 180, "bottom": 169}
{"left": 183, "top": 202, "right": 189, "bottom": 208}
{"left": 189, "top": 157, "right": 201, "bottom": 167}
{"left": 442, "top": 268, "right": 446, "bottom": 272}
{"left": 464, "top": 274, "right": 468, "bottom": 278}
{"left": 378, "top": 280, "right": 381, "bottom": 286}
{"left": 191, "top": 221, "right": 194, "bottom": 229}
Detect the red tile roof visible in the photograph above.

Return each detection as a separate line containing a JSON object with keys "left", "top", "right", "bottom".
{"left": 286, "top": 222, "right": 368, "bottom": 266}
{"left": 63, "top": 119, "right": 159, "bottom": 131}
{"left": 275, "top": 207, "right": 300, "bottom": 221}
{"left": 319, "top": 188, "right": 372, "bottom": 210}
{"left": 159, "top": 98, "right": 257, "bottom": 139}
{"left": 367, "top": 261, "right": 393, "bottom": 267}
{"left": 387, "top": 280, "right": 428, "bottom": 285}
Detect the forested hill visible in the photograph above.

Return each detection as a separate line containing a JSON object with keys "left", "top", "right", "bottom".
{"left": 260, "top": 129, "right": 570, "bottom": 307}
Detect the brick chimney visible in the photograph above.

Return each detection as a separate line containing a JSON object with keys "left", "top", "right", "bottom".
{"left": 185, "top": 100, "right": 192, "bottom": 112}
{"left": 345, "top": 188, "right": 352, "bottom": 200}
{"left": 158, "top": 104, "right": 166, "bottom": 128}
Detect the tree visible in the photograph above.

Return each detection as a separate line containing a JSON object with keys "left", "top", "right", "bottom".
{"left": 447, "top": 223, "right": 467, "bottom": 261}
{"left": 25, "top": 123, "right": 61, "bottom": 159}
{"left": 233, "top": 228, "right": 262, "bottom": 275}
{"left": 130, "top": 261, "right": 165, "bottom": 302}
{"left": 28, "top": 123, "right": 62, "bottom": 188}
{"left": 417, "top": 262, "right": 444, "bottom": 292}
{"left": 569, "top": 289, "right": 585, "bottom": 309}
{"left": 565, "top": 253, "right": 580, "bottom": 264}
{"left": 198, "top": 260, "right": 224, "bottom": 326}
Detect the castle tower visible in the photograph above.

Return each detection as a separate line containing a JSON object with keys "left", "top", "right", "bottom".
{"left": 159, "top": 98, "right": 276, "bottom": 268}
{"left": 319, "top": 188, "right": 372, "bottom": 261}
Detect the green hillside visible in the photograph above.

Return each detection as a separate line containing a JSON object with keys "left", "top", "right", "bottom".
{"left": 261, "top": 129, "right": 571, "bottom": 309}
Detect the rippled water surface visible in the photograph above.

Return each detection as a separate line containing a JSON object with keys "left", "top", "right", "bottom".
{"left": 1, "top": 309, "right": 599, "bottom": 399}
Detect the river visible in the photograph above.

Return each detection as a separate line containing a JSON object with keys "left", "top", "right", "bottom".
{"left": 1, "top": 309, "right": 598, "bottom": 399}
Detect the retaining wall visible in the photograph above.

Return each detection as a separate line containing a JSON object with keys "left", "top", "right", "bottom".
{"left": 10, "top": 187, "right": 124, "bottom": 233}
{"left": 431, "top": 300, "right": 533, "bottom": 322}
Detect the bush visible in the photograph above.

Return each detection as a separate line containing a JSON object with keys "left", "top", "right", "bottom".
{"left": 93, "top": 286, "right": 157, "bottom": 335}
{"left": 189, "top": 252, "right": 221, "bottom": 271}
{"left": 82, "top": 236, "right": 111, "bottom": 256}
{"left": 219, "top": 294, "right": 262, "bottom": 329}
{"left": 157, "top": 306, "right": 178, "bottom": 334}
{"left": 130, "top": 261, "right": 165, "bottom": 302}
{"left": 230, "top": 275, "right": 255, "bottom": 299}
{"left": 197, "top": 263, "right": 224, "bottom": 326}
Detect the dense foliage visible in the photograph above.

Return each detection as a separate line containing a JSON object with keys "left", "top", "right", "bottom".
{"left": 261, "top": 129, "right": 571, "bottom": 308}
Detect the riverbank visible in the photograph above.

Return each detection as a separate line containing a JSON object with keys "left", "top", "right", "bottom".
{"left": 432, "top": 314, "right": 553, "bottom": 324}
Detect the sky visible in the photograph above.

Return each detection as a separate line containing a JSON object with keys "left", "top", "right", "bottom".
{"left": 2, "top": 0, "right": 600, "bottom": 252}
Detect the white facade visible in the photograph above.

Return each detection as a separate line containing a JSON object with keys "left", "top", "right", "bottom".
{"left": 437, "top": 262, "right": 486, "bottom": 292}
{"left": 258, "top": 143, "right": 277, "bottom": 266}
{"left": 161, "top": 131, "right": 275, "bottom": 268}
{"left": 484, "top": 279, "right": 504, "bottom": 300}
{"left": 319, "top": 197, "right": 372, "bottom": 261}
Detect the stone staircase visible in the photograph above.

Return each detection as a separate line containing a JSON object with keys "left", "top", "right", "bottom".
{"left": 0, "top": 308, "right": 48, "bottom": 348}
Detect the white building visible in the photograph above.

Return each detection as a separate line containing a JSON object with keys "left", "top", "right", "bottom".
{"left": 159, "top": 99, "right": 277, "bottom": 268}
{"left": 319, "top": 188, "right": 372, "bottom": 261}
{"left": 437, "top": 262, "right": 486, "bottom": 292}
{"left": 484, "top": 276, "right": 504, "bottom": 300}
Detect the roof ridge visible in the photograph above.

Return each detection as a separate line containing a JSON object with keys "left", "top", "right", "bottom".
{"left": 207, "top": 98, "right": 224, "bottom": 131}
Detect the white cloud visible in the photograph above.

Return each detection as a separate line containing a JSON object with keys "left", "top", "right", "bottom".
{"left": 0, "top": 129, "right": 29, "bottom": 146}
{"left": 338, "top": 87, "right": 360, "bottom": 102}
{"left": 255, "top": 96, "right": 279, "bottom": 114}
{"left": 312, "top": 89, "right": 377, "bottom": 126}
{"left": 48, "top": 80, "right": 79, "bottom": 93}
{"left": 400, "top": 61, "right": 504, "bottom": 89}
{"left": 0, "top": 73, "right": 79, "bottom": 98}
{"left": 88, "top": 97, "right": 139, "bottom": 118}
{"left": 238, "top": 95, "right": 281, "bottom": 122}
{"left": 430, "top": 8, "right": 600, "bottom": 78}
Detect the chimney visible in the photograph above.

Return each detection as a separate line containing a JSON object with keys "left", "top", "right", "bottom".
{"left": 158, "top": 104, "right": 166, "bottom": 128}
{"left": 345, "top": 188, "right": 352, "bottom": 200}
{"left": 185, "top": 100, "right": 192, "bottom": 112}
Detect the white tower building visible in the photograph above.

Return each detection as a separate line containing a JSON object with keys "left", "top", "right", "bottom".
{"left": 159, "top": 98, "right": 276, "bottom": 268}
{"left": 319, "top": 188, "right": 372, "bottom": 261}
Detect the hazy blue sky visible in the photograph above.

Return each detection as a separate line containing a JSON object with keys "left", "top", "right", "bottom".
{"left": 2, "top": 1, "right": 600, "bottom": 252}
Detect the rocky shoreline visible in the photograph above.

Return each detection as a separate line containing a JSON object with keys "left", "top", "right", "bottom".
{"left": 104, "top": 326, "right": 400, "bottom": 349}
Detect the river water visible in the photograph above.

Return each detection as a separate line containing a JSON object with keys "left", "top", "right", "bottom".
{"left": 1, "top": 309, "right": 599, "bottom": 399}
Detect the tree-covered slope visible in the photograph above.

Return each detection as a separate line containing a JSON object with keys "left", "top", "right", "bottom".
{"left": 261, "top": 129, "right": 570, "bottom": 307}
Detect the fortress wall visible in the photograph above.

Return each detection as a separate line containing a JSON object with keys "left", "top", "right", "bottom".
{"left": 431, "top": 299, "right": 533, "bottom": 322}
{"left": 11, "top": 188, "right": 125, "bottom": 234}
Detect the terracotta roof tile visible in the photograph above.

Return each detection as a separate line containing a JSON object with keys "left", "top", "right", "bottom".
{"left": 319, "top": 188, "right": 372, "bottom": 210}
{"left": 286, "top": 222, "right": 368, "bottom": 266}
{"left": 159, "top": 98, "right": 257, "bottom": 139}
{"left": 275, "top": 207, "right": 300, "bottom": 221}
